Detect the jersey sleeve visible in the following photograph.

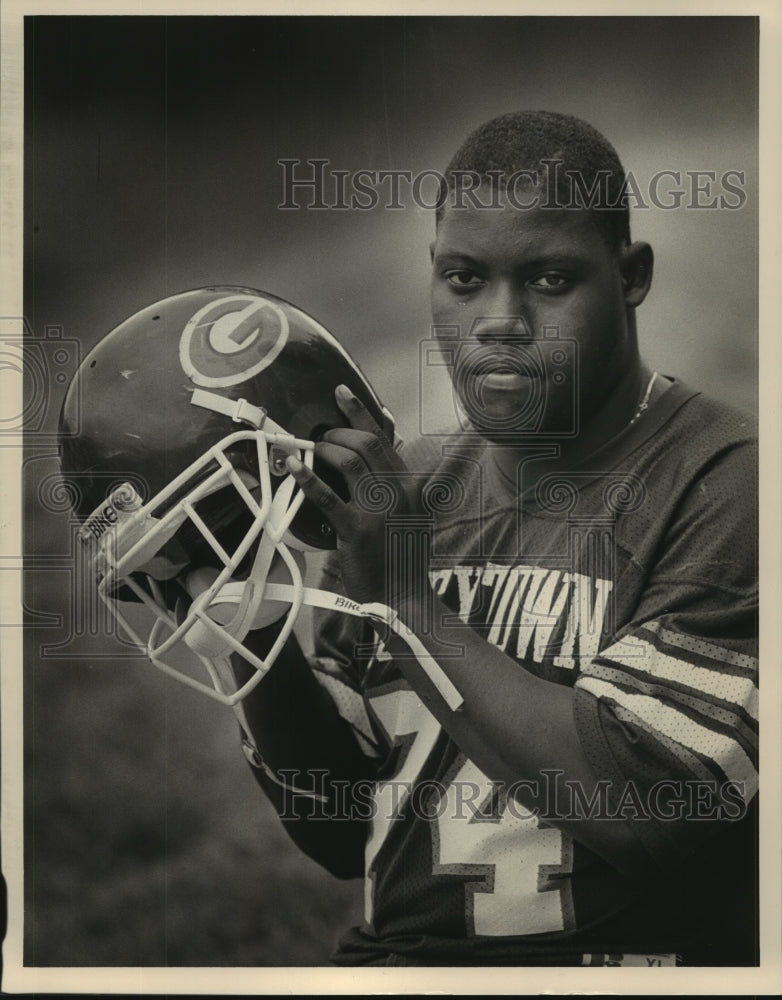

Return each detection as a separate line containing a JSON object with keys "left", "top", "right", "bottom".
{"left": 305, "top": 433, "right": 449, "bottom": 761}
{"left": 572, "top": 440, "right": 758, "bottom": 872}
{"left": 307, "top": 553, "right": 388, "bottom": 759}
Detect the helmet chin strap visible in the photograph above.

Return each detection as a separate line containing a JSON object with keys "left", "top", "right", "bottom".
{"left": 257, "top": 583, "right": 465, "bottom": 712}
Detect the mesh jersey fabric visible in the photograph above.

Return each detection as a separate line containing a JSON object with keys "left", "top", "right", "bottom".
{"left": 306, "top": 379, "right": 758, "bottom": 966}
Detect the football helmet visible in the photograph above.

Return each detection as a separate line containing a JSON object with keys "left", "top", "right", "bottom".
{"left": 58, "top": 286, "right": 402, "bottom": 709}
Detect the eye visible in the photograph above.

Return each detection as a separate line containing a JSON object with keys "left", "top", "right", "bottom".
{"left": 529, "top": 273, "right": 569, "bottom": 290}
{"left": 444, "top": 269, "right": 485, "bottom": 292}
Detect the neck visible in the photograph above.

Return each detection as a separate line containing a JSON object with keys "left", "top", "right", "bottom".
{"left": 490, "top": 361, "right": 654, "bottom": 492}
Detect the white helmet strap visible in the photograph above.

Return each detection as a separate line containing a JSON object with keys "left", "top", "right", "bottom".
{"left": 190, "top": 387, "right": 289, "bottom": 435}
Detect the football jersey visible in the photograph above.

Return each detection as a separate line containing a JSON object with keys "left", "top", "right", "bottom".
{"left": 309, "top": 380, "right": 759, "bottom": 966}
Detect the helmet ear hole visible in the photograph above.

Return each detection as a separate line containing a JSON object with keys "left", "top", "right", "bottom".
{"left": 309, "top": 424, "right": 331, "bottom": 443}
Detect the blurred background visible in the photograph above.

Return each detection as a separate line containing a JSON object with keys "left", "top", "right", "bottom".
{"left": 18, "top": 14, "right": 757, "bottom": 968}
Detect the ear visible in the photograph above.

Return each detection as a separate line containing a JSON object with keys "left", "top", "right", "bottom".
{"left": 620, "top": 241, "right": 654, "bottom": 308}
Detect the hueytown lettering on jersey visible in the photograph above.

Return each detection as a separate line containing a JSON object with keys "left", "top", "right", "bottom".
{"left": 429, "top": 563, "right": 613, "bottom": 668}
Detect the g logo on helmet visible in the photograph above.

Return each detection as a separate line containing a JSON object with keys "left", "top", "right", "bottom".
{"left": 179, "top": 293, "right": 290, "bottom": 388}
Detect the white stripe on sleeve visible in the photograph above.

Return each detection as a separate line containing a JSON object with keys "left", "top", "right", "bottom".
{"left": 575, "top": 675, "right": 758, "bottom": 799}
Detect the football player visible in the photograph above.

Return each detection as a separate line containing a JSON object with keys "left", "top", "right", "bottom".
{"left": 60, "top": 111, "right": 758, "bottom": 966}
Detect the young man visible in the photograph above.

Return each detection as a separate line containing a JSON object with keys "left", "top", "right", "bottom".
{"left": 232, "top": 111, "right": 758, "bottom": 965}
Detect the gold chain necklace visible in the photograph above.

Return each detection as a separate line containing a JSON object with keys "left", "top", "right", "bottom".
{"left": 629, "top": 371, "right": 659, "bottom": 425}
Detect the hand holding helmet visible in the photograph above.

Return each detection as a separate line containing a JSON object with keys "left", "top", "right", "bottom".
{"left": 59, "top": 285, "right": 463, "bottom": 724}
{"left": 58, "top": 287, "right": 395, "bottom": 701}
{"left": 286, "top": 385, "right": 425, "bottom": 609}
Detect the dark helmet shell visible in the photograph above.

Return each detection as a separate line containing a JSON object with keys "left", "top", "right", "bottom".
{"left": 58, "top": 286, "right": 393, "bottom": 552}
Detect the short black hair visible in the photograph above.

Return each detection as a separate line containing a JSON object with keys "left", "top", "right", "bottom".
{"left": 438, "top": 110, "right": 631, "bottom": 250}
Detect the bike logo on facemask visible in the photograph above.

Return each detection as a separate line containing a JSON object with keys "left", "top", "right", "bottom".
{"left": 179, "top": 294, "right": 289, "bottom": 387}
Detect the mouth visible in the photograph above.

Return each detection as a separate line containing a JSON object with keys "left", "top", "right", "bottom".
{"left": 448, "top": 344, "right": 550, "bottom": 434}
{"left": 454, "top": 346, "right": 543, "bottom": 391}
{"left": 479, "top": 369, "right": 538, "bottom": 388}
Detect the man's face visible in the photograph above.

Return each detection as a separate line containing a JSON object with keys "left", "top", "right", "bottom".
{"left": 430, "top": 190, "right": 638, "bottom": 443}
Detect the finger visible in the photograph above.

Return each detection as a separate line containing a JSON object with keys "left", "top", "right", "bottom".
{"left": 313, "top": 439, "right": 385, "bottom": 503}
{"left": 316, "top": 438, "right": 371, "bottom": 473}
{"left": 335, "top": 384, "right": 391, "bottom": 442}
{"left": 285, "top": 454, "right": 350, "bottom": 531}
{"left": 320, "top": 426, "right": 396, "bottom": 472}
{"left": 315, "top": 440, "right": 411, "bottom": 517}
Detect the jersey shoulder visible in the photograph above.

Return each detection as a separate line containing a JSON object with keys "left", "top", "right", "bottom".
{"left": 653, "top": 381, "right": 756, "bottom": 457}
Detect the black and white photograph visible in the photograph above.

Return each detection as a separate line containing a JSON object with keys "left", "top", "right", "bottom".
{"left": 2, "top": 2, "right": 780, "bottom": 994}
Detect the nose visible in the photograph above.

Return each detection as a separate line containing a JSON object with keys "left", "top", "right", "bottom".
{"left": 469, "top": 282, "right": 533, "bottom": 343}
